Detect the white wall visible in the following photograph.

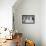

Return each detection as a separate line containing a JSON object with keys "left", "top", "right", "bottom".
{"left": 0, "top": 0, "right": 16, "bottom": 30}
{"left": 13, "top": 0, "right": 46, "bottom": 46}
{"left": 13, "top": 0, "right": 41, "bottom": 46}
{"left": 41, "top": 0, "right": 46, "bottom": 46}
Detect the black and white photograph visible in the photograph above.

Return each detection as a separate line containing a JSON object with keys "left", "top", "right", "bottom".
{"left": 22, "top": 15, "right": 35, "bottom": 24}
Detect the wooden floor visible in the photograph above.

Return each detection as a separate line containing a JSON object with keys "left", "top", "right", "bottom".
{"left": 0, "top": 39, "right": 16, "bottom": 46}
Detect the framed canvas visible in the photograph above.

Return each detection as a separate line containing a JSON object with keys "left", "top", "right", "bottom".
{"left": 22, "top": 15, "right": 35, "bottom": 24}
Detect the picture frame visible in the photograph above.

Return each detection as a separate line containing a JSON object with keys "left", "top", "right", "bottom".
{"left": 22, "top": 15, "right": 35, "bottom": 24}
